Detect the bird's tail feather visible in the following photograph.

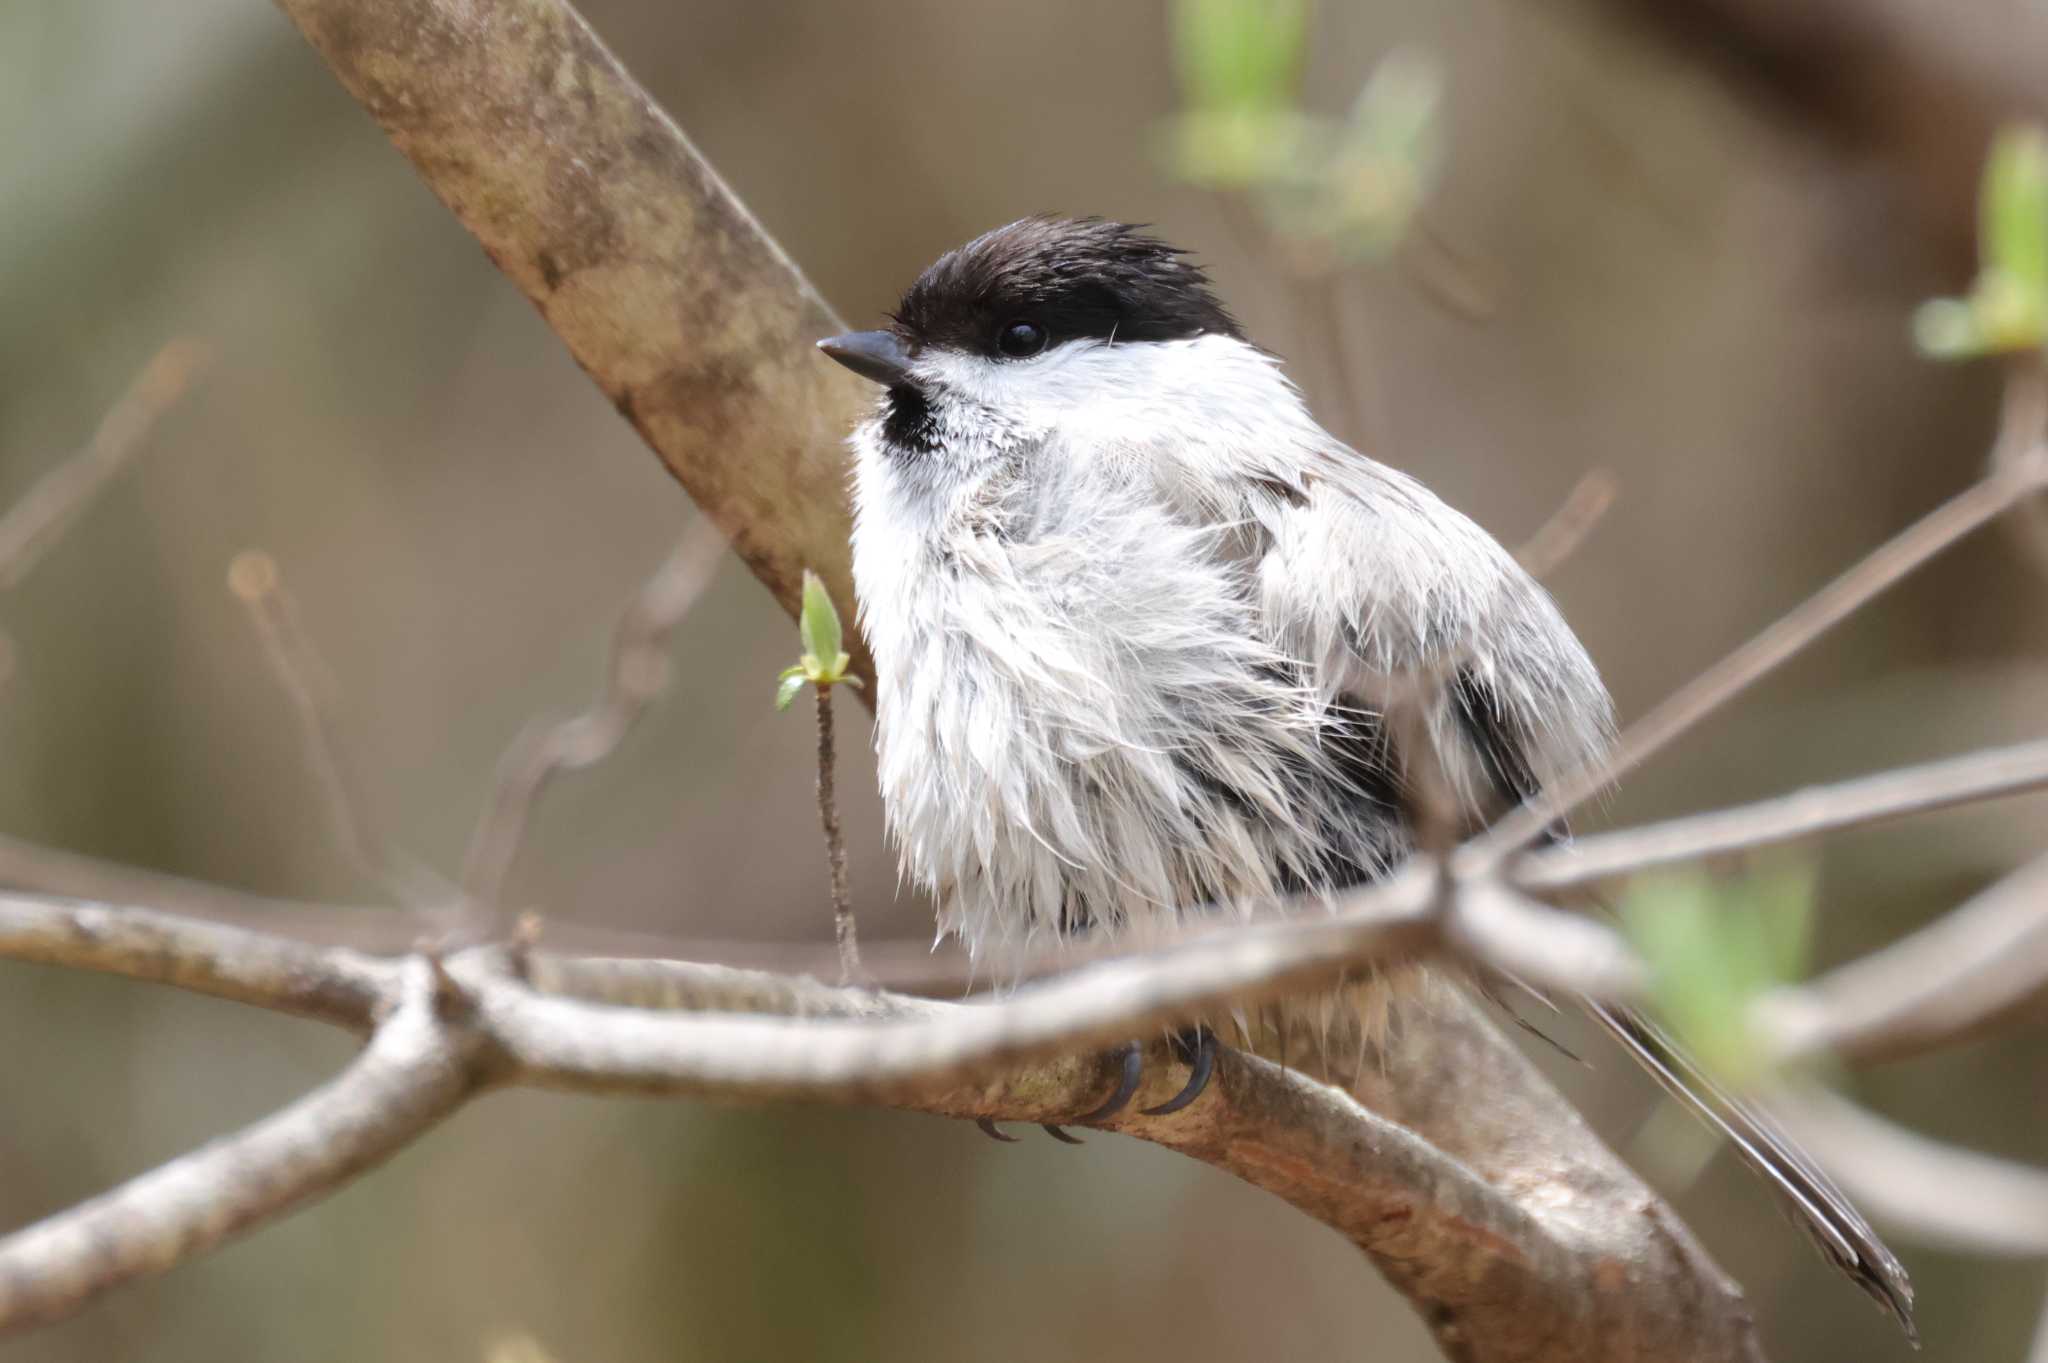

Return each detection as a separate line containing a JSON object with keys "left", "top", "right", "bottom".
{"left": 1582, "top": 998, "right": 1918, "bottom": 1343}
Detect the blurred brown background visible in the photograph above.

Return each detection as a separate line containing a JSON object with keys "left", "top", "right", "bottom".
{"left": 2, "top": 1, "right": 2045, "bottom": 1359}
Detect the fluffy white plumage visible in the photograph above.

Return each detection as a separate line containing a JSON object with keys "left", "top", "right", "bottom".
{"left": 827, "top": 217, "right": 1913, "bottom": 1333}
{"left": 850, "top": 331, "right": 1612, "bottom": 961}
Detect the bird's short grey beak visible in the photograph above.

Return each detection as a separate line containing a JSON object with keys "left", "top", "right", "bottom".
{"left": 817, "top": 330, "right": 914, "bottom": 387}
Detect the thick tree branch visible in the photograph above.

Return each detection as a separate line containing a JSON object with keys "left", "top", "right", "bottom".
{"left": 0, "top": 893, "right": 1760, "bottom": 1361}
{"left": 270, "top": 0, "right": 874, "bottom": 686}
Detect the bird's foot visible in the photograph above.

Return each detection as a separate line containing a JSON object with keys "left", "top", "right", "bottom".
{"left": 1140, "top": 1026, "right": 1217, "bottom": 1116}
{"left": 979, "top": 1028, "right": 1216, "bottom": 1143}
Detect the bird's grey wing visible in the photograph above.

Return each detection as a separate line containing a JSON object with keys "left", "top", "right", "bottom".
{"left": 1252, "top": 454, "right": 1914, "bottom": 1335}
{"left": 1247, "top": 451, "right": 1613, "bottom": 826}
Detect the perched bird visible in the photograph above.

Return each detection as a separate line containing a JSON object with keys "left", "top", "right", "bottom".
{"left": 818, "top": 216, "right": 1912, "bottom": 1335}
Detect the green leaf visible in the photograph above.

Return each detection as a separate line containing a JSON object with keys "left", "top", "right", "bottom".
{"left": 1172, "top": 0, "right": 1311, "bottom": 115}
{"left": 1159, "top": 109, "right": 1323, "bottom": 191}
{"left": 1983, "top": 125, "right": 2048, "bottom": 298}
{"left": 798, "top": 571, "right": 843, "bottom": 674}
{"left": 1618, "top": 863, "right": 1815, "bottom": 1085}
{"left": 774, "top": 672, "right": 807, "bottom": 712}
{"left": 1919, "top": 124, "right": 2048, "bottom": 361}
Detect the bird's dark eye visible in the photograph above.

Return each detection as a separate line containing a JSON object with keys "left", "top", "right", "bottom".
{"left": 996, "top": 320, "right": 1047, "bottom": 358}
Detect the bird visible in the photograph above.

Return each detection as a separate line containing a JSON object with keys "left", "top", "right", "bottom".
{"left": 816, "top": 215, "right": 1914, "bottom": 1336}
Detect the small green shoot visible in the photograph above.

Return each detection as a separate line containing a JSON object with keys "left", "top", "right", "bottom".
{"left": 1915, "top": 124, "right": 2048, "bottom": 359}
{"left": 777, "top": 568, "right": 863, "bottom": 980}
{"left": 1161, "top": 1, "right": 1441, "bottom": 266}
{"left": 776, "top": 571, "right": 860, "bottom": 710}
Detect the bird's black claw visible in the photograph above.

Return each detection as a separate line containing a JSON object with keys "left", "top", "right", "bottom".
{"left": 1034, "top": 1043, "right": 1144, "bottom": 1143}
{"left": 1140, "top": 1027, "right": 1216, "bottom": 1116}
{"left": 978, "top": 1036, "right": 1203, "bottom": 1144}
{"left": 1075, "top": 1040, "right": 1145, "bottom": 1124}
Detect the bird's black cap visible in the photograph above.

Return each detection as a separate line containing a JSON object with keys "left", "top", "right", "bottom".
{"left": 886, "top": 217, "right": 1242, "bottom": 358}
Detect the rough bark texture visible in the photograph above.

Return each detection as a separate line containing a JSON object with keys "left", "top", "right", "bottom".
{"left": 275, "top": 0, "right": 874, "bottom": 682}
{"left": 1, "top": 894, "right": 1765, "bottom": 1361}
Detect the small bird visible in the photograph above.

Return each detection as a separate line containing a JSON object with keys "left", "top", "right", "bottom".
{"left": 819, "top": 216, "right": 1913, "bottom": 1335}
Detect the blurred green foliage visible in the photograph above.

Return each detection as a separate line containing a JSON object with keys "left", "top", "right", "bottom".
{"left": 1914, "top": 125, "right": 2048, "bottom": 359}
{"left": 1619, "top": 863, "right": 1815, "bottom": 1087}
{"left": 1163, "top": 0, "right": 1441, "bottom": 265}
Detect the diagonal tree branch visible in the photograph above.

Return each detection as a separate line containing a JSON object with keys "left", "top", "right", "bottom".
{"left": 1472, "top": 429, "right": 2048, "bottom": 865}
{"left": 269, "top": 0, "right": 874, "bottom": 686}
{"left": 1760, "top": 851, "right": 2048, "bottom": 1065}
{"left": 0, "top": 962, "right": 470, "bottom": 1333}
{"left": 1772, "top": 1085, "right": 2048, "bottom": 1258}
{"left": 243, "top": 8, "right": 1769, "bottom": 1356}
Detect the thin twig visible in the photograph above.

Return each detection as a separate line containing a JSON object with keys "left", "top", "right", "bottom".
{"left": 0, "top": 963, "right": 470, "bottom": 1333}
{"left": 1759, "top": 850, "right": 2048, "bottom": 1065}
{"left": 0, "top": 339, "right": 210, "bottom": 689}
{"left": 228, "top": 551, "right": 449, "bottom": 910}
{"left": 0, "top": 339, "right": 211, "bottom": 592}
{"left": 461, "top": 517, "right": 728, "bottom": 913}
{"left": 1994, "top": 362, "right": 2048, "bottom": 579}
{"left": 1515, "top": 467, "right": 1619, "bottom": 581}
{"left": 813, "top": 684, "right": 860, "bottom": 982}
{"left": 1772, "top": 1085, "right": 2048, "bottom": 1257}
{"left": 1468, "top": 405, "right": 2048, "bottom": 869}
{"left": 1517, "top": 736, "right": 2048, "bottom": 892}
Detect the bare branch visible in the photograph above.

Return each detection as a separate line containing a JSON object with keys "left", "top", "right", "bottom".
{"left": 1471, "top": 421, "right": 2048, "bottom": 866}
{"left": 1760, "top": 851, "right": 2048, "bottom": 1065}
{"left": 1517, "top": 737, "right": 2048, "bottom": 893}
{"left": 0, "top": 339, "right": 210, "bottom": 593}
{"left": 461, "top": 517, "right": 728, "bottom": 910}
{"left": 510, "top": 949, "right": 1755, "bottom": 1358}
{"left": 1515, "top": 466, "right": 1619, "bottom": 580}
{"left": 228, "top": 551, "right": 450, "bottom": 910}
{"left": 0, "top": 964, "right": 472, "bottom": 1333}
{"left": 0, "top": 893, "right": 394, "bottom": 1031}
{"left": 463, "top": 869, "right": 1650, "bottom": 1101}
{"left": 0, "top": 889, "right": 1758, "bottom": 1361}
{"left": 1772, "top": 1085, "right": 2048, "bottom": 1257}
